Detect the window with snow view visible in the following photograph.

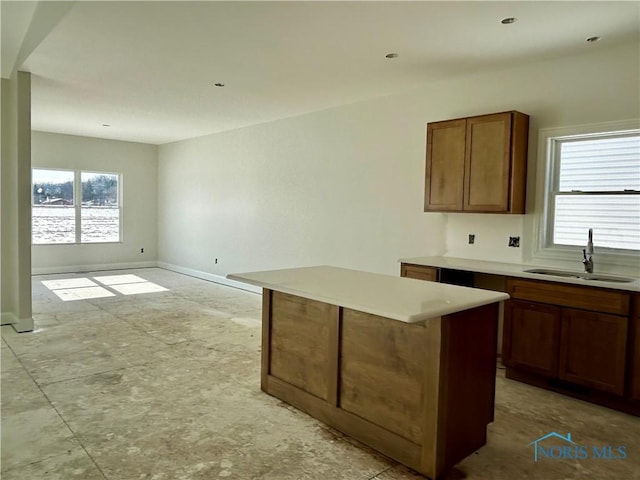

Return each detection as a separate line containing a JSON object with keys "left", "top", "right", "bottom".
{"left": 32, "top": 169, "right": 121, "bottom": 245}
{"left": 81, "top": 172, "right": 120, "bottom": 243}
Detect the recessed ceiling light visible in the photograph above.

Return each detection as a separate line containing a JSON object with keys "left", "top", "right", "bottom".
{"left": 501, "top": 17, "right": 517, "bottom": 24}
{"left": 586, "top": 36, "right": 601, "bottom": 43}
{"left": 385, "top": 53, "right": 399, "bottom": 59}
{"left": 213, "top": 83, "right": 225, "bottom": 87}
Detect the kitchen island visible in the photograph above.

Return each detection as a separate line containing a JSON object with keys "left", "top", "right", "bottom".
{"left": 227, "top": 266, "right": 508, "bottom": 479}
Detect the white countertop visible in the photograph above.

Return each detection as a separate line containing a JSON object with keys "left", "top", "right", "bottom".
{"left": 227, "top": 266, "right": 508, "bottom": 323}
{"left": 399, "top": 256, "right": 640, "bottom": 292}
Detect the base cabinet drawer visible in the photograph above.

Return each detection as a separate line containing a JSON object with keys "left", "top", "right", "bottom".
{"left": 507, "top": 278, "right": 629, "bottom": 315}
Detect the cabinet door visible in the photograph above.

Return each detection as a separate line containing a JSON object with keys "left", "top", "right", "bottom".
{"left": 629, "top": 295, "right": 640, "bottom": 400}
{"left": 502, "top": 300, "right": 561, "bottom": 376}
{"left": 463, "top": 112, "right": 512, "bottom": 212}
{"left": 559, "top": 308, "right": 628, "bottom": 395}
{"left": 401, "top": 264, "right": 439, "bottom": 282}
{"left": 269, "top": 291, "right": 334, "bottom": 400}
{"left": 424, "top": 119, "right": 466, "bottom": 211}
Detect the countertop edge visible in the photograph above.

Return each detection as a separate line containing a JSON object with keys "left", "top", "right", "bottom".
{"left": 227, "top": 271, "right": 509, "bottom": 324}
{"left": 399, "top": 256, "right": 640, "bottom": 292}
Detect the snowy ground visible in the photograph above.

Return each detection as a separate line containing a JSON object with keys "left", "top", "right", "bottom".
{"left": 32, "top": 206, "right": 119, "bottom": 244}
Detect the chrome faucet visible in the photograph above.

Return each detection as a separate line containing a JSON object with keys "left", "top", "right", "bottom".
{"left": 582, "top": 228, "right": 594, "bottom": 273}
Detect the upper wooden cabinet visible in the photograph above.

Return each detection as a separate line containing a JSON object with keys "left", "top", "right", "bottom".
{"left": 424, "top": 111, "right": 529, "bottom": 213}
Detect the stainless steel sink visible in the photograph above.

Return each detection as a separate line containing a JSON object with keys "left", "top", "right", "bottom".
{"left": 524, "top": 268, "right": 636, "bottom": 283}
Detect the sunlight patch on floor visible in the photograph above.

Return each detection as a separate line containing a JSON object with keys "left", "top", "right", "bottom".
{"left": 93, "top": 274, "right": 147, "bottom": 285}
{"left": 109, "top": 282, "right": 168, "bottom": 295}
{"left": 52, "top": 286, "right": 116, "bottom": 301}
{"left": 41, "top": 274, "right": 169, "bottom": 301}
{"left": 41, "top": 278, "right": 98, "bottom": 290}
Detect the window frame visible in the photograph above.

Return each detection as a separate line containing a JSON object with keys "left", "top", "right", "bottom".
{"left": 32, "top": 168, "right": 123, "bottom": 246}
{"left": 532, "top": 119, "right": 640, "bottom": 269}
{"left": 80, "top": 170, "right": 123, "bottom": 244}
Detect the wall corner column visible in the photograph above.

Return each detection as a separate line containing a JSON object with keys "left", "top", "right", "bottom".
{"left": 15, "top": 71, "right": 33, "bottom": 332}
{"left": 1, "top": 71, "right": 33, "bottom": 332}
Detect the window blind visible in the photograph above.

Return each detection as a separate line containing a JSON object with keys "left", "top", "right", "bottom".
{"left": 552, "top": 133, "right": 640, "bottom": 251}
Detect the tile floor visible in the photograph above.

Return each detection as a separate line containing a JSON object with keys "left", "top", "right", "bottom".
{"left": 1, "top": 267, "right": 639, "bottom": 479}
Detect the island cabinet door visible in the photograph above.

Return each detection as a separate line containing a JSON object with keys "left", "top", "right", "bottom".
{"left": 502, "top": 300, "right": 561, "bottom": 377}
{"left": 266, "top": 291, "right": 336, "bottom": 401}
{"left": 559, "top": 308, "right": 628, "bottom": 395}
{"left": 339, "top": 308, "right": 426, "bottom": 445}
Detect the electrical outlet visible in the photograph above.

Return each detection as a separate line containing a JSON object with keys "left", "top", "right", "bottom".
{"left": 468, "top": 234, "right": 475, "bottom": 245}
{"left": 508, "top": 236, "right": 520, "bottom": 248}
{"left": 140, "top": 247, "right": 144, "bottom": 253}
{"left": 215, "top": 258, "right": 218, "bottom": 264}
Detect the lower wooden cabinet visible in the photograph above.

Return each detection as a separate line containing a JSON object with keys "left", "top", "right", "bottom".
{"left": 503, "top": 278, "right": 637, "bottom": 414}
{"left": 400, "top": 269, "right": 638, "bottom": 413}
{"left": 262, "top": 288, "right": 500, "bottom": 479}
{"left": 503, "top": 300, "right": 561, "bottom": 377}
{"left": 630, "top": 295, "right": 640, "bottom": 401}
{"left": 559, "top": 308, "right": 627, "bottom": 395}
{"left": 504, "top": 303, "right": 628, "bottom": 396}
{"left": 400, "top": 264, "right": 439, "bottom": 282}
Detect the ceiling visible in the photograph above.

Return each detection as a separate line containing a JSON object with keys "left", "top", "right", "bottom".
{"left": 5, "top": 1, "right": 640, "bottom": 145}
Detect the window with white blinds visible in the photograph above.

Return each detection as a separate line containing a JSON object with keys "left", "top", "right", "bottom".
{"left": 548, "top": 132, "right": 640, "bottom": 251}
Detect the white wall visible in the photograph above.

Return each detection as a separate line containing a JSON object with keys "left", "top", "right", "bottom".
{"left": 31, "top": 131, "right": 158, "bottom": 274}
{"left": 158, "top": 42, "right": 639, "bottom": 279}
{"left": 158, "top": 100, "right": 447, "bottom": 279}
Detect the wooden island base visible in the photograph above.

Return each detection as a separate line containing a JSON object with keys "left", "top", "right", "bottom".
{"left": 261, "top": 289, "right": 499, "bottom": 479}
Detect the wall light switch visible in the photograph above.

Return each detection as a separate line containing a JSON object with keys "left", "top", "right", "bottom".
{"left": 468, "top": 234, "right": 475, "bottom": 245}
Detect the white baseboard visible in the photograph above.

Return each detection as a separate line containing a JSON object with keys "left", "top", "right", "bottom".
{"left": 30, "top": 260, "right": 259, "bottom": 292}
{"left": 32, "top": 261, "right": 158, "bottom": 276}
{"left": 157, "top": 262, "right": 261, "bottom": 294}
